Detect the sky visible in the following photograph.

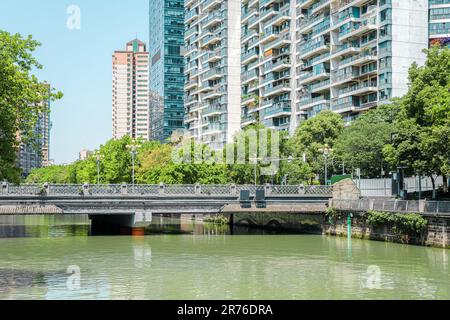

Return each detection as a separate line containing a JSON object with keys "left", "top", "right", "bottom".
{"left": 0, "top": 0, "right": 149, "bottom": 164}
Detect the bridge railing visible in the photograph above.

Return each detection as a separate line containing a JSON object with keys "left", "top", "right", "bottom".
{"left": 330, "top": 199, "right": 450, "bottom": 215}
{"left": 0, "top": 183, "right": 333, "bottom": 197}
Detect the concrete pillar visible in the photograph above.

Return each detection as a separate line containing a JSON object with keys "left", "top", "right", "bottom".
{"left": 419, "top": 200, "right": 426, "bottom": 213}
{"left": 369, "top": 199, "right": 375, "bottom": 211}
{"left": 159, "top": 183, "right": 165, "bottom": 195}
{"left": 298, "top": 184, "right": 305, "bottom": 195}
{"left": 83, "top": 183, "right": 89, "bottom": 196}
{"left": 1, "top": 182, "right": 8, "bottom": 195}
{"left": 195, "top": 183, "right": 201, "bottom": 195}
{"left": 264, "top": 183, "right": 272, "bottom": 196}
{"left": 121, "top": 183, "right": 128, "bottom": 195}
{"left": 43, "top": 183, "right": 50, "bottom": 196}
{"left": 230, "top": 184, "right": 237, "bottom": 195}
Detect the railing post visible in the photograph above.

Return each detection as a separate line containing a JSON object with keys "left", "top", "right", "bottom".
{"left": 43, "top": 182, "right": 50, "bottom": 196}
{"left": 264, "top": 183, "right": 272, "bottom": 196}
{"left": 230, "top": 184, "right": 237, "bottom": 195}
{"left": 369, "top": 198, "right": 374, "bottom": 211}
{"left": 298, "top": 184, "right": 305, "bottom": 195}
{"left": 1, "top": 182, "right": 7, "bottom": 195}
{"left": 159, "top": 183, "right": 165, "bottom": 195}
{"left": 83, "top": 183, "right": 89, "bottom": 196}
{"left": 121, "top": 183, "right": 128, "bottom": 195}
{"left": 419, "top": 200, "right": 426, "bottom": 213}
{"left": 195, "top": 183, "right": 201, "bottom": 195}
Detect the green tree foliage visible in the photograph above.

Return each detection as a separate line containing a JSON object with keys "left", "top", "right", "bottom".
{"left": 0, "top": 31, "right": 62, "bottom": 183}
{"left": 383, "top": 46, "right": 450, "bottom": 190}
{"left": 334, "top": 103, "right": 397, "bottom": 177}
{"left": 288, "top": 110, "right": 344, "bottom": 183}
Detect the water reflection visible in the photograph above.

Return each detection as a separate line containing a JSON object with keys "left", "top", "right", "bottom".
{"left": 0, "top": 216, "right": 448, "bottom": 299}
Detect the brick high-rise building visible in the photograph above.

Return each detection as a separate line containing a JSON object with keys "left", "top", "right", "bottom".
{"left": 112, "top": 39, "right": 150, "bottom": 140}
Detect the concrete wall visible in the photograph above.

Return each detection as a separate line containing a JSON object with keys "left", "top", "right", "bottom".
{"left": 390, "top": 0, "right": 428, "bottom": 98}
{"left": 233, "top": 211, "right": 450, "bottom": 248}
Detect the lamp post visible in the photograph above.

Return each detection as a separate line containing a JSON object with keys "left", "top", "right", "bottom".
{"left": 126, "top": 140, "right": 140, "bottom": 189}
{"left": 95, "top": 152, "right": 103, "bottom": 185}
{"left": 250, "top": 155, "right": 305, "bottom": 185}
{"left": 318, "top": 145, "right": 333, "bottom": 185}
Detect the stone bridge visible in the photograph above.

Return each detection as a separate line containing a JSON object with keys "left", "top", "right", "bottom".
{"left": 0, "top": 183, "right": 332, "bottom": 234}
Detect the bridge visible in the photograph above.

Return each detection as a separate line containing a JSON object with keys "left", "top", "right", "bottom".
{"left": 0, "top": 183, "right": 332, "bottom": 234}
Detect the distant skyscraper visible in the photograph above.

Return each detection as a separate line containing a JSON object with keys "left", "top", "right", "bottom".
{"left": 112, "top": 39, "right": 150, "bottom": 140}
{"left": 79, "top": 149, "right": 92, "bottom": 161}
{"left": 17, "top": 97, "right": 51, "bottom": 177}
{"left": 429, "top": 0, "right": 450, "bottom": 46}
{"left": 149, "top": 0, "right": 185, "bottom": 143}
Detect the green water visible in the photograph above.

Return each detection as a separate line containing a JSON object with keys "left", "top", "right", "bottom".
{"left": 0, "top": 216, "right": 449, "bottom": 300}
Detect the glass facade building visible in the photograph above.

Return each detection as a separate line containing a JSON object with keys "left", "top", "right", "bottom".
{"left": 149, "top": 0, "right": 185, "bottom": 143}
{"left": 18, "top": 99, "right": 51, "bottom": 177}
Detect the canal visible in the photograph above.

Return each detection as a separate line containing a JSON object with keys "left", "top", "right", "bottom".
{"left": 0, "top": 215, "right": 449, "bottom": 300}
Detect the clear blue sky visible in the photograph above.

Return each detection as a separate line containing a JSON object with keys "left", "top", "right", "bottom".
{"left": 0, "top": 0, "right": 149, "bottom": 164}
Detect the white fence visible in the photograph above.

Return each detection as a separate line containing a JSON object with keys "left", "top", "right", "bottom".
{"left": 353, "top": 176, "right": 444, "bottom": 197}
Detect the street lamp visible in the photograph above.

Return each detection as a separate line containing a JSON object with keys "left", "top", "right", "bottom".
{"left": 94, "top": 151, "right": 103, "bottom": 185}
{"left": 318, "top": 145, "right": 333, "bottom": 185}
{"left": 249, "top": 155, "right": 306, "bottom": 185}
{"left": 126, "top": 140, "right": 141, "bottom": 188}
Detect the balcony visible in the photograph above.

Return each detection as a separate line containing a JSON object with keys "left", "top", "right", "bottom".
{"left": 202, "top": 12, "right": 224, "bottom": 29}
{"left": 331, "top": 69, "right": 359, "bottom": 87}
{"left": 309, "top": 79, "right": 330, "bottom": 93}
{"left": 203, "top": 104, "right": 227, "bottom": 117}
{"left": 330, "top": 42, "right": 360, "bottom": 59}
{"left": 299, "top": 69, "right": 330, "bottom": 85}
{"left": 242, "top": 8, "right": 258, "bottom": 24}
{"left": 241, "top": 29, "right": 258, "bottom": 44}
{"left": 339, "top": 51, "right": 377, "bottom": 68}
{"left": 203, "top": 85, "right": 226, "bottom": 100}
{"left": 185, "top": 9, "right": 199, "bottom": 24}
{"left": 298, "top": 0, "right": 316, "bottom": 10}
{"left": 241, "top": 113, "right": 257, "bottom": 127}
{"left": 201, "top": 32, "right": 223, "bottom": 47}
{"left": 185, "top": 78, "right": 199, "bottom": 91}
{"left": 263, "top": 6, "right": 290, "bottom": 29}
{"left": 299, "top": 38, "right": 330, "bottom": 59}
{"left": 263, "top": 33, "right": 291, "bottom": 51}
{"left": 263, "top": 101, "right": 292, "bottom": 119}
{"left": 310, "top": 0, "right": 330, "bottom": 15}
{"left": 202, "top": 67, "right": 225, "bottom": 81}
{"left": 241, "top": 47, "right": 259, "bottom": 64}
{"left": 338, "top": 16, "right": 378, "bottom": 41}
{"left": 202, "top": 0, "right": 221, "bottom": 12}
{"left": 297, "top": 95, "right": 329, "bottom": 109}
{"left": 338, "top": 81, "right": 378, "bottom": 97}
{"left": 242, "top": 69, "right": 258, "bottom": 84}
{"left": 270, "top": 57, "right": 291, "bottom": 72}
{"left": 263, "top": 81, "right": 291, "bottom": 97}
{"left": 204, "top": 123, "right": 227, "bottom": 135}
{"left": 298, "top": 14, "right": 328, "bottom": 34}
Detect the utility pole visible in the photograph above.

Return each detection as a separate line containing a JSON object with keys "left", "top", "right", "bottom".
{"left": 126, "top": 140, "right": 140, "bottom": 190}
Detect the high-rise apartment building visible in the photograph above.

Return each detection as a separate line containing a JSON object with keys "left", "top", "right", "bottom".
{"left": 149, "top": 0, "right": 185, "bottom": 143}
{"left": 112, "top": 39, "right": 150, "bottom": 140}
{"left": 18, "top": 99, "right": 51, "bottom": 177}
{"left": 184, "top": 0, "right": 242, "bottom": 150}
{"left": 295, "top": 0, "right": 428, "bottom": 125}
{"left": 429, "top": 0, "right": 450, "bottom": 46}
{"left": 241, "top": 0, "right": 297, "bottom": 132}
{"left": 239, "top": 0, "right": 429, "bottom": 131}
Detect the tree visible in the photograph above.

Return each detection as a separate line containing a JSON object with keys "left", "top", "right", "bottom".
{"left": 0, "top": 31, "right": 62, "bottom": 182}
{"left": 289, "top": 110, "right": 344, "bottom": 184}
{"left": 334, "top": 103, "right": 397, "bottom": 177}
{"left": 383, "top": 46, "right": 450, "bottom": 194}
